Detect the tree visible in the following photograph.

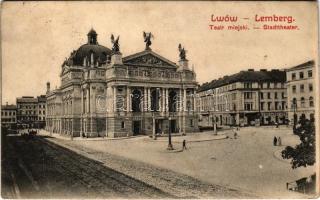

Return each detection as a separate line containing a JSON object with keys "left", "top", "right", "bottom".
{"left": 282, "top": 115, "right": 315, "bottom": 169}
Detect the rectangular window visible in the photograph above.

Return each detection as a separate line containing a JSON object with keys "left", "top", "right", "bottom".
{"left": 244, "top": 82, "right": 252, "bottom": 89}
{"left": 268, "top": 102, "right": 272, "bottom": 110}
{"left": 309, "top": 84, "right": 313, "bottom": 92}
{"left": 260, "top": 102, "right": 264, "bottom": 111}
{"left": 260, "top": 92, "right": 264, "bottom": 99}
{"left": 299, "top": 71, "right": 304, "bottom": 79}
{"left": 300, "top": 84, "right": 304, "bottom": 93}
{"left": 244, "top": 103, "right": 253, "bottom": 111}
{"left": 244, "top": 92, "right": 253, "bottom": 99}
{"left": 275, "top": 102, "right": 279, "bottom": 110}
{"left": 292, "top": 73, "right": 296, "bottom": 80}
{"left": 282, "top": 102, "right": 286, "bottom": 110}
{"left": 190, "top": 119, "right": 194, "bottom": 127}
{"left": 274, "top": 92, "right": 278, "bottom": 99}
{"left": 282, "top": 92, "right": 285, "bottom": 98}
{"left": 308, "top": 70, "right": 312, "bottom": 78}
{"left": 267, "top": 92, "right": 271, "bottom": 99}
{"left": 121, "top": 121, "right": 125, "bottom": 129}
{"left": 292, "top": 85, "right": 296, "bottom": 93}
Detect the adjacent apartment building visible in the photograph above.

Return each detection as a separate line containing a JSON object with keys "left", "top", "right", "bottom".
{"left": 16, "top": 95, "right": 46, "bottom": 128}
{"left": 197, "top": 69, "right": 287, "bottom": 127}
{"left": 1, "top": 103, "right": 17, "bottom": 129}
{"left": 285, "top": 60, "right": 315, "bottom": 124}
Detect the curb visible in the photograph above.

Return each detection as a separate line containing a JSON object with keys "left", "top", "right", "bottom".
{"left": 146, "top": 135, "right": 227, "bottom": 143}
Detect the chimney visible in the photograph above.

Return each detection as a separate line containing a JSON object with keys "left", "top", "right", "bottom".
{"left": 46, "top": 82, "right": 50, "bottom": 93}
{"left": 248, "top": 69, "right": 254, "bottom": 72}
{"left": 260, "top": 69, "right": 267, "bottom": 72}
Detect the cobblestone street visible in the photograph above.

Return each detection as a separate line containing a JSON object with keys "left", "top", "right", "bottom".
{"left": 2, "top": 132, "right": 253, "bottom": 199}
{"left": 1, "top": 135, "right": 174, "bottom": 198}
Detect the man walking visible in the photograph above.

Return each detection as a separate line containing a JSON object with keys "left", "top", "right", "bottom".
{"left": 182, "top": 139, "right": 187, "bottom": 150}
{"left": 273, "top": 136, "right": 277, "bottom": 146}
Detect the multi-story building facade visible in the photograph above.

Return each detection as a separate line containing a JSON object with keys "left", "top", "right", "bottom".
{"left": 285, "top": 60, "right": 315, "bottom": 124}
{"left": 37, "top": 95, "right": 46, "bottom": 128}
{"left": 17, "top": 96, "right": 38, "bottom": 126}
{"left": 16, "top": 96, "right": 46, "bottom": 128}
{"left": 1, "top": 103, "right": 17, "bottom": 128}
{"left": 197, "top": 69, "right": 287, "bottom": 127}
{"left": 46, "top": 29, "right": 198, "bottom": 138}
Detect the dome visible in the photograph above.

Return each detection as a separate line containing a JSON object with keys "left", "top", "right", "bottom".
{"left": 65, "top": 29, "right": 113, "bottom": 66}
{"left": 71, "top": 44, "right": 112, "bottom": 66}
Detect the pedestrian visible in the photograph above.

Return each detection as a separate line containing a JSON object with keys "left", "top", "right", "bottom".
{"left": 273, "top": 136, "right": 277, "bottom": 146}
{"left": 182, "top": 139, "right": 187, "bottom": 150}
{"left": 233, "top": 130, "right": 238, "bottom": 139}
{"left": 278, "top": 136, "right": 282, "bottom": 146}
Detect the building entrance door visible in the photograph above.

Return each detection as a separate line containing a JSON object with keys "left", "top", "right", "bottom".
{"left": 133, "top": 121, "right": 141, "bottom": 135}
{"left": 155, "top": 119, "right": 162, "bottom": 134}
{"left": 170, "top": 120, "right": 177, "bottom": 133}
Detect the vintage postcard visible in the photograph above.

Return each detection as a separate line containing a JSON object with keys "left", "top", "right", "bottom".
{"left": 1, "top": 1, "right": 319, "bottom": 199}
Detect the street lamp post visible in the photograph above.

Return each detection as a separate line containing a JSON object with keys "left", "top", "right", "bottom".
{"left": 167, "top": 116, "right": 174, "bottom": 150}
{"left": 293, "top": 98, "right": 297, "bottom": 132}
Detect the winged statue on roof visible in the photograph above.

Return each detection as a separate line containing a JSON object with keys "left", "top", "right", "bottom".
{"left": 111, "top": 34, "right": 120, "bottom": 53}
{"left": 178, "top": 44, "right": 187, "bottom": 60}
{"left": 143, "top": 31, "right": 154, "bottom": 50}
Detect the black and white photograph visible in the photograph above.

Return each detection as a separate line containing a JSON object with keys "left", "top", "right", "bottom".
{"left": 1, "top": 1, "right": 319, "bottom": 199}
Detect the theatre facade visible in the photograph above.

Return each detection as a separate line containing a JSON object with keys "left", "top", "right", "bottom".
{"left": 46, "top": 29, "right": 199, "bottom": 138}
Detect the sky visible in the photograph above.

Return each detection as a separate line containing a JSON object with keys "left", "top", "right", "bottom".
{"left": 1, "top": 1, "right": 318, "bottom": 104}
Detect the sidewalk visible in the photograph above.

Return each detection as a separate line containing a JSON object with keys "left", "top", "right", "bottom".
{"left": 147, "top": 132, "right": 227, "bottom": 143}
{"left": 38, "top": 130, "right": 146, "bottom": 141}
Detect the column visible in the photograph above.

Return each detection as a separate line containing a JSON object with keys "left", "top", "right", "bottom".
{"left": 179, "top": 89, "right": 183, "bottom": 112}
{"left": 165, "top": 88, "right": 169, "bottom": 112}
{"left": 158, "top": 89, "right": 162, "bottom": 112}
{"left": 193, "top": 90, "right": 197, "bottom": 112}
{"left": 183, "top": 89, "right": 187, "bottom": 135}
{"left": 80, "top": 90, "right": 83, "bottom": 136}
{"left": 161, "top": 88, "right": 166, "bottom": 112}
{"left": 127, "top": 87, "right": 131, "bottom": 112}
{"left": 179, "top": 89, "right": 182, "bottom": 134}
{"left": 183, "top": 89, "right": 187, "bottom": 112}
{"left": 113, "top": 86, "right": 117, "bottom": 112}
{"left": 144, "top": 87, "right": 147, "bottom": 112}
{"left": 147, "top": 88, "right": 151, "bottom": 111}
{"left": 87, "top": 87, "right": 90, "bottom": 114}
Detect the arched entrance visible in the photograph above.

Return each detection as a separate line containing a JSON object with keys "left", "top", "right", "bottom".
{"left": 169, "top": 90, "right": 177, "bottom": 112}
{"left": 151, "top": 89, "right": 160, "bottom": 111}
{"left": 131, "top": 89, "right": 142, "bottom": 112}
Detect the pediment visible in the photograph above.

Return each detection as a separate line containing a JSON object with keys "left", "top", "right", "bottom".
{"left": 123, "top": 50, "right": 178, "bottom": 68}
{"left": 60, "top": 65, "right": 70, "bottom": 76}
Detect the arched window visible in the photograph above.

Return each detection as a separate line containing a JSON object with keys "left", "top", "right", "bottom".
{"left": 151, "top": 89, "right": 160, "bottom": 112}
{"left": 169, "top": 90, "right": 177, "bottom": 112}
{"left": 131, "top": 89, "right": 142, "bottom": 112}
{"left": 300, "top": 97, "right": 305, "bottom": 108}
{"left": 309, "top": 96, "right": 314, "bottom": 107}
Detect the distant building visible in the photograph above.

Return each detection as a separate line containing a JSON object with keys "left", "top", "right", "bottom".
{"left": 16, "top": 95, "right": 46, "bottom": 128}
{"left": 285, "top": 60, "right": 315, "bottom": 124}
{"left": 37, "top": 95, "right": 46, "bottom": 128}
{"left": 1, "top": 103, "right": 17, "bottom": 128}
{"left": 197, "top": 69, "right": 287, "bottom": 127}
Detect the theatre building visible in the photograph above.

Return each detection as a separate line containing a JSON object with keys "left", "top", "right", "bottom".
{"left": 197, "top": 69, "right": 287, "bottom": 127}
{"left": 46, "top": 29, "right": 199, "bottom": 138}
